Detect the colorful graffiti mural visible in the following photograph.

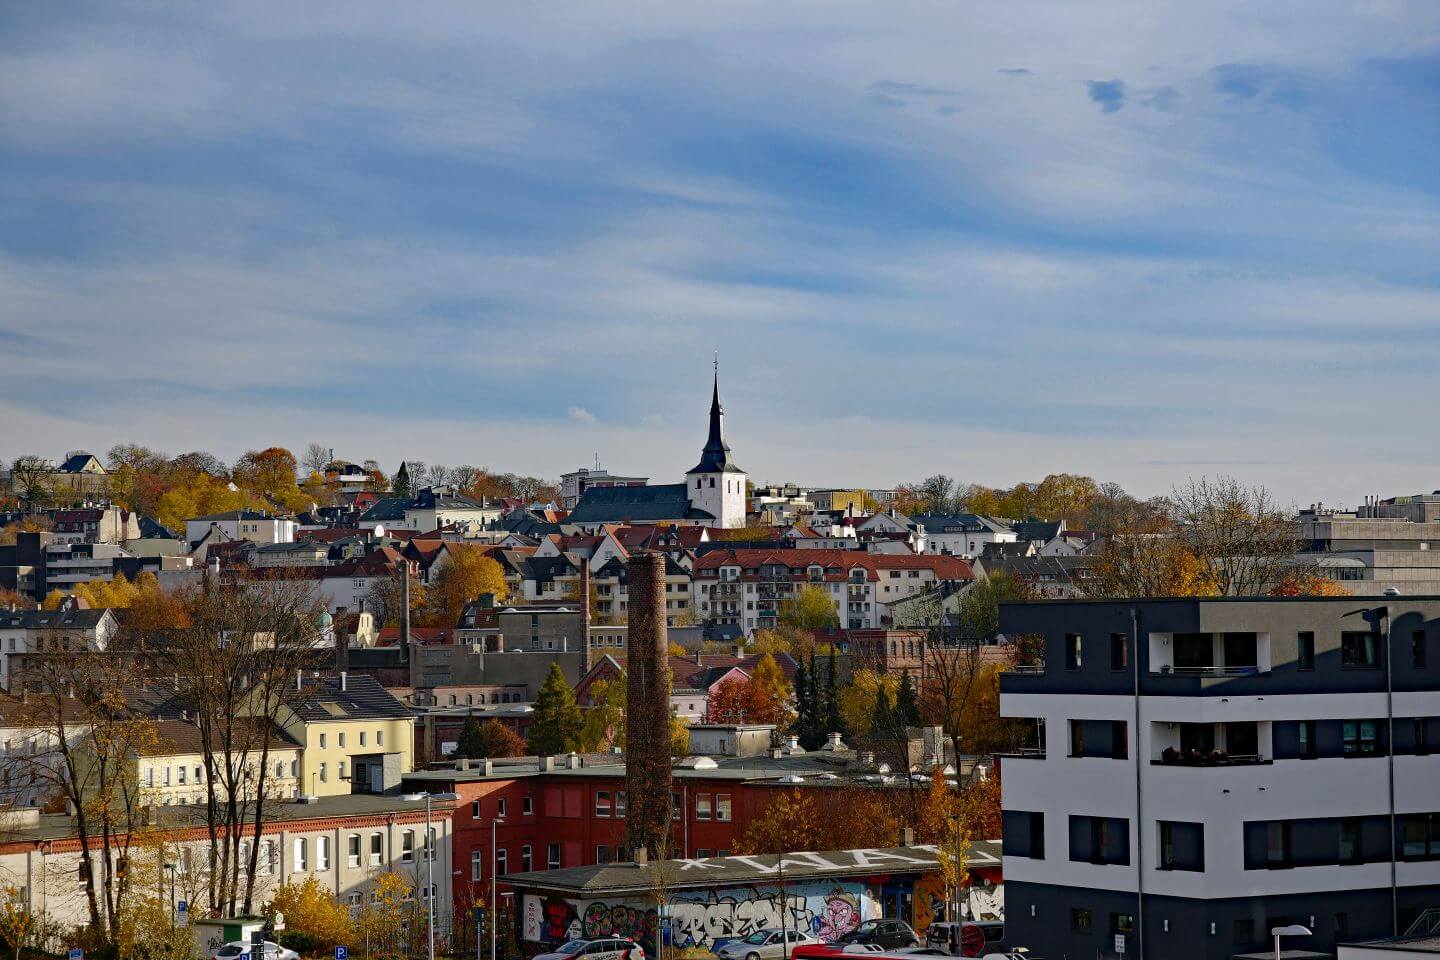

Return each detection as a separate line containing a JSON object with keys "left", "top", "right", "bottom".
{"left": 910, "top": 873, "right": 1004, "bottom": 930}
{"left": 524, "top": 884, "right": 877, "bottom": 951}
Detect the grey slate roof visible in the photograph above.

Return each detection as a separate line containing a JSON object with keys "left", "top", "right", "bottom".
{"left": 285, "top": 673, "right": 413, "bottom": 721}
{"left": 500, "top": 843, "right": 1001, "bottom": 895}
{"left": 0, "top": 608, "right": 109, "bottom": 630}
{"left": 358, "top": 498, "right": 410, "bottom": 523}
{"left": 912, "top": 513, "right": 1012, "bottom": 535}
{"left": 1009, "top": 520, "right": 1064, "bottom": 543}
{"left": 569, "top": 484, "right": 713, "bottom": 524}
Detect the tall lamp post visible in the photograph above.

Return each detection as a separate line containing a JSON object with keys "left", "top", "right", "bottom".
{"left": 424, "top": 792, "right": 459, "bottom": 960}
{"left": 1271, "top": 924, "right": 1311, "bottom": 960}
{"left": 491, "top": 817, "right": 505, "bottom": 960}
{"left": 777, "top": 852, "right": 788, "bottom": 960}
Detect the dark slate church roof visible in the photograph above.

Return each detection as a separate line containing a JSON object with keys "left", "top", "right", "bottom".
{"left": 568, "top": 484, "right": 714, "bottom": 524}
{"left": 687, "top": 371, "right": 744, "bottom": 475}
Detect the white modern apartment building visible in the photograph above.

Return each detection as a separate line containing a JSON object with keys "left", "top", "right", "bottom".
{"left": 997, "top": 597, "right": 1440, "bottom": 960}
{"left": 185, "top": 510, "right": 298, "bottom": 547}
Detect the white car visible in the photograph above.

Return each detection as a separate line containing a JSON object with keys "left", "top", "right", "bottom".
{"left": 715, "top": 929, "right": 821, "bottom": 960}
{"left": 213, "top": 941, "right": 299, "bottom": 960}
{"left": 532, "top": 938, "right": 645, "bottom": 960}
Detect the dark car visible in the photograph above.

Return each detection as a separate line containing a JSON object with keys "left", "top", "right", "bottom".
{"left": 835, "top": 920, "right": 919, "bottom": 950}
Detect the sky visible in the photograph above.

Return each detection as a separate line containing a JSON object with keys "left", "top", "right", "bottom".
{"left": 2, "top": 2, "right": 1439, "bottom": 507}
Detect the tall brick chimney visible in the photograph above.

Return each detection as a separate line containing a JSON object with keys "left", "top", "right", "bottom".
{"left": 624, "top": 552, "right": 673, "bottom": 858}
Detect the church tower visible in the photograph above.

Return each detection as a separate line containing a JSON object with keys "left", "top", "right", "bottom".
{"left": 685, "top": 366, "right": 747, "bottom": 528}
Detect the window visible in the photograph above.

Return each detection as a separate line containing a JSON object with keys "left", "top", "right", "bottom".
{"left": 377, "top": 730, "right": 384, "bottom": 746}
{"left": 472, "top": 800, "right": 482, "bottom": 819}
{"left": 1298, "top": 720, "right": 1317, "bottom": 759}
{"left": 1418, "top": 719, "right": 1432, "bottom": 756}
{"left": 294, "top": 838, "right": 308, "bottom": 872}
{"left": 319, "top": 733, "right": 327, "bottom": 749}
{"left": 695, "top": 849, "right": 710, "bottom": 859}
{"left": 1069, "top": 721, "right": 1085, "bottom": 757}
{"left": 1069, "top": 815, "right": 1129, "bottom": 866}
{"left": 1235, "top": 919, "right": 1256, "bottom": 947}
{"left": 471, "top": 850, "right": 482, "bottom": 881}
{"left": 1401, "top": 813, "right": 1440, "bottom": 859}
{"left": 1266, "top": 821, "right": 1292, "bottom": 869}
{"left": 1071, "top": 909, "right": 1093, "bottom": 933}
{"left": 1415, "top": 631, "right": 1428, "bottom": 670}
{"left": 318, "top": 762, "right": 328, "bottom": 783}
{"left": 178, "top": 766, "right": 187, "bottom": 784}
{"left": 1297, "top": 632, "right": 1315, "bottom": 671}
{"left": 696, "top": 794, "right": 712, "bottom": 820}
{"left": 716, "top": 794, "right": 732, "bottom": 822}
{"left": 339, "top": 732, "right": 346, "bottom": 748}
{"left": 1158, "top": 821, "right": 1204, "bottom": 872}
{"left": 522, "top": 845, "right": 532, "bottom": 871}
{"left": 348, "top": 834, "right": 361, "bottom": 868}
{"left": 347, "top": 892, "right": 361, "bottom": 913}
{"left": 1002, "top": 811, "right": 1045, "bottom": 859}
{"left": 672, "top": 792, "right": 682, "bottom": 821}
{"left": 595, "top": 791, "right": 612, "bottom": 817}
{"left": 523, "top": 795, "right": 534, "bottom": 815}
{"left": 1110, "top": 633, "right": 1128, "bottom": 671}
{"left": 615, "top": 791, "right": 627, "bottom": 818}
{"left": 401, "top": 830, "right": 415, "bottom": 862}
{"left": 1339, "top": 818, "right": 1362, "bottom": 864}
{"left": 360, "top": 732, "right": 367, "bottom": 747}
{"left": 370, "top": 832, "right": 383, "bottom": 866}
{"left": 496, "top": 848, "right": 508, "bottom": 874}
{"left": 498, "top": 797, "right": 508, "bottom": 817}
{"left": 1065, "top": 634, "right": 1082, "bottom": 671}
{"left": 1341, "top": 631, "right": 1379, "bottom": 668}
{"left": 316, "top": 836, "right": 330, "bottom": 871}
{"left": 548, "top": 843, "right": 561, "bottom": 869}
{"left": 265, "top": 840, "right": 277, "bottom": 875}
{"left": 1342, "top": 720, "right": 1380, "bottom": 756}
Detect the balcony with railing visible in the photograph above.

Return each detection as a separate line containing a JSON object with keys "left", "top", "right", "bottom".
{"left": 1150, "top": 720, "right": 1272, "bottom": 766}
{"left": 1148, "top": 631, "right": 1271, "bottom": 677}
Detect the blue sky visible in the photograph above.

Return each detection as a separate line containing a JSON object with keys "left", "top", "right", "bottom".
{"left": 2, "top": 2, "right": 1439, "bottom": 505}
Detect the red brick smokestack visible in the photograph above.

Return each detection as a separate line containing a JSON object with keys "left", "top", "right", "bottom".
{"left": 624, "top": 551, "right": 673, "bottom": 858}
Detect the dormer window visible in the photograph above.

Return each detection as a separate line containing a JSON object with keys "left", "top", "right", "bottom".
{"left": 808, "top": 566, "right": 823, "bottom": 581}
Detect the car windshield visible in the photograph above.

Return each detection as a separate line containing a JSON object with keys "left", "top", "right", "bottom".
{"left": 557, "top": 943, "right": 589, "bottom": 955}
{"left": 742, "top": 932, "right": 771, "bottom": 945}
{"left": 218, "top": 948, "right": 243, "bottom": 958}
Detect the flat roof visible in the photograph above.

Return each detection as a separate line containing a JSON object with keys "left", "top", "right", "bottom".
{"left": 500, "top": 843, "right": 1001, "bottom": 896}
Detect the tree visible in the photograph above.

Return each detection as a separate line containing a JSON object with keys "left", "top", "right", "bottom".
{"left": 895, "top": 671, "right": 921, "bottom": 727}
{"left": 734, "top": 789, "right": 824, "bottom": 854}
{"left": 231, "top": 447, "right": 301, "bottom": 505}
{"left": 0, "top": 587, "right": 32, "bottom": 610}
{"left": 779, "top": 585, "right": 839, "bottom": 633}
{"left": 529, "top": 663, "right": 583, "bottom": 754}
{"left": 267, "top": 877, "right": 353, "bottom": 952}
{"left": 670, "top": 715, "right": 691, "bottom": 756}
{"left": 301, "top": 443, "right": 332, "bottom": 476}
{"left": 838, "top": 669, "right": 898, "bottom": 739}
{"left": 749, "top": 654, "right": 794, "bottom": 729}
{"left": 355, "top": 872, "right": 418, "bottom": 959}
{"left": 429, "top": 546, "right": 509, "bottom": 627}
{"left": 0, "top": 885, "right": 34, "bottom": 960}
{"left": 8, "top": 456, "right": 52, "bottom": 510}
{"left": 361, "top": 574, "right": 428, "bottom": 629}
{"left": 579, "top": 677, "right": 626, "bottom": 752}
{"left": 453, "top": 717, "right": 527, "bottom": 759}
{"left": 823, "top": 648, "right": 844, "bottom": 740}
{"left": 148, "top": 575, "right": 324, "bottom": 917}
{"left": 1172, "top": 476, "right": 1309, "bottom": 596}
{"left": 392, "top": 461, "right": 413, "bottom": 500}
{"left": 793, "top": 656, "right": 815, "bottom": 748}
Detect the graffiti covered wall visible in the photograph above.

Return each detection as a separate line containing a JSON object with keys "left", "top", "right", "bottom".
{"left": 911, "top": 872, "right": 1004, "bottom": 930}
{"left": 522, "top": 881, "right": 880, "bottom": 949}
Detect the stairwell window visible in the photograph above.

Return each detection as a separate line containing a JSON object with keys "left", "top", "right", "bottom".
{"left": 471, "top": 850, "right": 482, "bottom": 881}
{"left": 696, "top": 794, "right": 712, "bottom": 821}
{"left": 1297, "top": 633, "right": 1315, "bottom": 671}
{"left": 716, "top": 794, "right": 732, "bottom": 822}
{"left": 1065, "top": 634, "right": 1082, "bottom": 671}
{"left": 1110, "top": 633, "right": 1128, "bottom": 671}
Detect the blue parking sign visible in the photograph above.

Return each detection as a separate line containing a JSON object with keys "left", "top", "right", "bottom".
{"left": 68, "top": 949, "right": 82, "bottom": 960}
{"left": 336, "top": 947, "right": 348, "bottom": 960}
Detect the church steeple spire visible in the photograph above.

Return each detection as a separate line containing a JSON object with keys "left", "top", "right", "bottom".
{"left": 688, "top": 359, "right": 742, "bottom": 475}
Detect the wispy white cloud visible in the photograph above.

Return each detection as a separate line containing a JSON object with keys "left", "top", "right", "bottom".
{"left": 2, "top": 1, "right": 1440, "bottom": 504}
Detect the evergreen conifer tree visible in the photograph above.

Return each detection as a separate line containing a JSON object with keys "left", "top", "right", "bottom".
{"left": 793, "top": 656, "right": 812, "bottom": 745}
{"left": 453, "top": 714, "right": 486, "bottom": 758}
{"left": 529, "top": 663, "right": 583, "bottom": 754}
{"left": 392, "top": 461, "right": 412, "bottom": 500}
{"left": 824, "top": 648, "right": 845, "bottom": 740}
{"left": 895, "top": 670, "right": 921, "bottom": 727}
{"left": 872, "top": 684, "right": 895, "bottom": 737}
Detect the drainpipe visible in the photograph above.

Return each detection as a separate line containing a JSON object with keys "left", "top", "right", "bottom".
{"left": 1131, "top": 606, "right": 1145, "bottom": 960}
{"left": 1383, "top": 606, "right": 1397, "bottom": 935}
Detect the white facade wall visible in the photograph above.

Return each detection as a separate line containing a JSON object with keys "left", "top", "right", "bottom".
{"left": 687, "top": 471, "right": 747, "bottom": 528}
{"left": 999, "top": 689, "right": 1440, "bottom": 900}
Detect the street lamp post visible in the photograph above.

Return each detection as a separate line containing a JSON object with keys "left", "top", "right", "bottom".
{"left": 1271, "top": 924, "right": 1312, "bottom": 960}
{"left": 163, "top": 862, "right": 177, "bottom": 934}
{"left": 423, "top": 792, "right": 459, "bottom": 960}
{"left": 778, "top": 852, "right": 788, "bottom": 960}
{"left": 491, "top": 818, "right": 506, "bottom": 960}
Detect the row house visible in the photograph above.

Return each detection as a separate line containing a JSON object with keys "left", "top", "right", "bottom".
{"left": 0, "top": 604, "right": 118, "bottom": 690}
{"left": 692, "top": 549, "right": 974, "bottom": 634}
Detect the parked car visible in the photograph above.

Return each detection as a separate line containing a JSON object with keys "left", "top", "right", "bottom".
{"left": 835, "top": 920, "right": 918, "bottom": 951}
{"left": 714, "top": 929, "right": 822, "bottom": 960}
{"left": 213, "top": 942, "right": 299, "bottom": 960}
{"left": 922, "top": 922, "right": 1004, "bottom": 958}
{"left": 532, "top": 938, "right": 646, "bottom": 960}
{"left": 792, "top": 944, "right": 885, "bottom": 959}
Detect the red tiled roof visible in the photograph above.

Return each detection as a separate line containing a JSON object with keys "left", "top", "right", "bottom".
{"left": 377, "top": 626, "right": 452, "bottom": 646}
